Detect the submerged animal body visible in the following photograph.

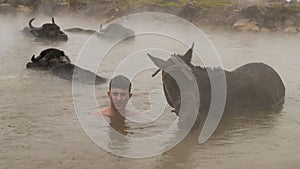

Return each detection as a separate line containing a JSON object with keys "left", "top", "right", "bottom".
{"left": 148, "top": 44, "right": 285, "bottom": 128}
{"left": 26, "top": 48, "right": 106, "bottom": 85}
{"left": 23, "top": 17, "right": 68, "bottom": 41}
{"left": 98, "top": 23, "right": 135, "bottom": 39}
{"left": 65, "top": 23, "right": 135, "bottom": 40}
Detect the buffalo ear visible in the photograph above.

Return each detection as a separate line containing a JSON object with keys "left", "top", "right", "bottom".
{"left": 99, "top": 24, "right": 103, "bottom": 31}
{"left": 183, "top": 42, "right": 194, "bottom": 64}
{"left": 147, "top": 53, "right": 167, "bottom": 69}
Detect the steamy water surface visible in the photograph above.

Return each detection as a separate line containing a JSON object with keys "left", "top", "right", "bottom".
{"left": 1, "top": 14, "right": 300, "bottom": 169}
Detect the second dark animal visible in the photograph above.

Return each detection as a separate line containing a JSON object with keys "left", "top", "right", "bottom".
{"left": 26, "top": 48, "right": 106, "bottom": 85}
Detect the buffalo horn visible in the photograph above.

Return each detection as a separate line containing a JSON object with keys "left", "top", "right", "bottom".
{"left": 151, "top": 69, "right": 161, "bottom": 77}
{"left": 147, "top": 53, "right": 167, "bottom": 69}
{"left": 182, "top": 42, "right": 194, "bottom": 63}
{"left": 29, "top": 18, "right": 40, "bottom": 30}
{"left": 31, "top": 55, "right": 37, "bottom": 62}
{"left": 52, "top": 17, "right": 55, "bottom": 24}
{"left": 148, "top": 53, "right": 167, "bottom": 77}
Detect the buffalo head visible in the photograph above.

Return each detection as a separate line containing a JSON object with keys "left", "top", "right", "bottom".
{"left": 148, "top": 43, "right": 200, "bottom": 129}
{"left": 26, "top": 48, "right": 107, "bottom": 85}
{"left": 28, "top": 17, "right": 68, "bottom": 41}
{"left": 26, "top": 48, "right": 71, "bottom": 70}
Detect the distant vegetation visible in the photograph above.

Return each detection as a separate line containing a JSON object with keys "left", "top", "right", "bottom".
{"left": 2, "top": 0, "right": 300, "bottom": 32}
{"left": 119, "top": 0, "right": 232, "bottom": 8}
{"left": 55, "top": 0, "right": 235, "bottom": 11}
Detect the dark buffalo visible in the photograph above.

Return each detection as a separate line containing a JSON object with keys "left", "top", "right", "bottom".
{"left": 26, "top": 48, "right": 71, "bottom": 70}
{"left": 148, "top": 44, "right": 285, "bottom": 129}
{"left": 26, "top": 48, "right": 106, "bottom": 85}
{"left": 65, "top": 23, "right": 135, "bottom": 40}
{"left": 23, "top": 17, "right": 68, "bottom": 41}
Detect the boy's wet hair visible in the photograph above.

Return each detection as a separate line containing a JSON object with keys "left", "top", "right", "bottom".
{"left": 109, "top": 75, "right": 131, "bottom": 92}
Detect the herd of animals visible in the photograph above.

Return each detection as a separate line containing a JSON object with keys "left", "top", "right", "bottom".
{"left": 23, "top": 17, "right": 286, "bottom": 129}
{"left": 23, "top": 17, "right": 135, "bottom": 85}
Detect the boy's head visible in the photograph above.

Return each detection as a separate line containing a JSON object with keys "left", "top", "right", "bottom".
{"left": 108, "top": 75, "right": 132, "bottom": 112}
{"left": 109, "top": 75, "right": 131, "bottom": 92}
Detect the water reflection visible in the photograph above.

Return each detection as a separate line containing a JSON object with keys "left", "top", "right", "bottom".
{"left": 106, "top": 114, "right": 129, "bottom": 135}
{"left": 157, "top": 106, "right": 283, "bottom": 169}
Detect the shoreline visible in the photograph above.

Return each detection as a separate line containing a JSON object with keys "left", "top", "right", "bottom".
{"left": 1, "top": 0, "right": 300, "bottom": 33}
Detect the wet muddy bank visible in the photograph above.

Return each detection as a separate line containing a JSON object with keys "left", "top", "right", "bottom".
{"left": 2, "top": 0, "right": 300, "bottom": 33}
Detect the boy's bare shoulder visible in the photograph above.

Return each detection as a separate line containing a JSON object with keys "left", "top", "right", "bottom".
{"left": 91, "top": 107, "right": 110, "bottom": 116}
{"left": 101, "top": 108, "right": 112, "bottom": 117}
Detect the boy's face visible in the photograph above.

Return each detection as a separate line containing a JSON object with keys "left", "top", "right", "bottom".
{"left": 108, "top": 88, "right": 132, "bottom": 112}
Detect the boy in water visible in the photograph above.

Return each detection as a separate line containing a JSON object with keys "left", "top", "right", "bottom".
{"left": 101, "top": 75, "right": 137, "bottom": 117}
{"left": 92, "top": 75, "right": 139, "bottom": 133}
